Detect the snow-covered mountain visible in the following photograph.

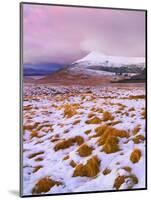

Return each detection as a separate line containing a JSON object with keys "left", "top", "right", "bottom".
{"left": 72, "top": 51, "right": 145, "bottom": 68}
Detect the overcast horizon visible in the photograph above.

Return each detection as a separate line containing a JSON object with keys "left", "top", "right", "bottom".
{"left": 23, "top": 4, "right": 146, "bottom": 65}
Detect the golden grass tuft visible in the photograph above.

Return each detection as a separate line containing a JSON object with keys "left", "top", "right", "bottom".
{"left": 113, "top": 175, "right": 125, "bottom": 190}
{"left": 128, "top": 95, "right": 145, "bottom": 100}
{"left": 95, "top": 126, "right": 129, "bottom": 154}
{"left": 73, "top": 156, "right": 100, "bottom": 177}
{"left": 88, "top": 113, "right": 96, "bottom": 118}
{"left": 102, "top": 136, "right": 119, "bottom": 154}
{"left": 23, "top": 122, "right": 40, "bottom": 131}
{"left": 77, "top": 144, "right": 93, "bottom": 157}
{"left": 130, "top": 149, "right": 141, "bottom": 163}
{"left": 73, "top": 136, "right": 84, "bottom": 145}
{"left": 102, "top": 111, "right": 114, "bottom": 121}
{"left": 29, "top": 151, "right": 44, "bottom": 159}
{"left": 132, "top": 125, "right": 141, "bottom": 135}
{"left": 141, "top": 110, "right": 146, "bottom": 119}
{"left": 94, "top": 125, "right": 108, "bottom": 137}
{"left": 128, "top": 107, "right": 135, "bottom": 112}
{"left": 63, "top": 104, "right": 80, "bottom": 118}
{"left": 102, "top": 168, "right": 111, "bottom": 175}
{"left": 113, "top": 174, "right": 138, "bottom": 190}
{"left": 54, "top": 136, "right": 84, "bottom": 151}
{"left": 32, "top": 177, "right": 62, "bottom": 194}
{"left": 122, "top": 166, "right": 132, "bottom": 173}
{"left": 33, "top": 165, "right": 43, "bottom": 173}
{"left": 24, "top": 105, "right": 32, "bottom": 111}
{"left": 72, "top": 119, "right": 81, "bottom": 125}
{"left": 70, "top": 160, "right": 77, "bottom": 168}
{"left": 85, "top": 117, "right": 102, "bottom": 124}
{"left": 132, "top": 134, "right": 145, "bottom": 144}
{"left": 84, "top": 130, "right": 91, "bottom": 135}
{"left": 30, "top": 131, "right": 43, "bottom": 139}
{"left": 35, "top": 157, "right": 43, "bottom": 162}
{"left": 54, "top": 139, "right": 73, "bottom": 151}
{"left": 63, "top": 155, "right": 69, "bottom": 160}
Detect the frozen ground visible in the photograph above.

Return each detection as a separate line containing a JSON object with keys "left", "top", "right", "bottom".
{"left": 22, "top": 85, "right": 146, "bottom": 196}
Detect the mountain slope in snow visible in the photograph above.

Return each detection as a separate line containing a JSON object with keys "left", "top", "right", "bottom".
{"left": 72, "top": 51, "right": 145, "bottom": 68}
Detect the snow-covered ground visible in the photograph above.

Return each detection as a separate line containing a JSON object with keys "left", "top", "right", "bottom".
{"left": 22, "top": 85, "right": 146, "bottom": 196}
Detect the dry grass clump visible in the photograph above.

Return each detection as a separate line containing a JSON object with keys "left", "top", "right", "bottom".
{"left": 77, "top": 144, "right": 93, "bottom": 157}
{"left": 94, "top": 125, "right": 108, "bottom": 137}
{"left": 30, "top": 131, "right": 43, "bottom": 139}
{"left": 73, "top": 136, "right": 84, "bottom": 145}
{"left": 73, "top": 156, "right": 100, "bottom": 177}
{"left": 72, "top": 119, "right": 81, "bottom": 125}
{"left": 54, "top": 136, "right": 84, "bottom": 151}
{"left": 35, "top": 157, "right": 43, "bottom": 162}
{"left": 63, "top": 155, "right": 69, "bottom": 160}
{"left": 103, "top": 168, "right": 111, "bottom": 175}
{"left": 29, "top": 151, "right": 44, "bottom": 159}
{"left": 132, "top": 125, "right": 141, "bottom": 135}
{"left": 84, "top": 130, "right": 91, "bottom": 135}
{"left": 85, "top": 117, "right": 102, "bottom": 124}
{"left": 102, "top": 111, "right": 114, "bottom": 121}
{"left": 36, "top": 124, "right": 53, "bottom": 131}
{"left": 88, "top": 113, "right": 96, "bottom": 118}
{"left": 132, "top": 135, "right": 145, "bottom": 144}
{"left": 95, "top": 126, "right": 129, "bottom": 154}
{"left": 24, "top": 105, "right": 32, "bottom": 111}
{"left": 102, "top": 136, "right": 119, "bottom": 154}
{"left": 23, "top": 122, "right": 40, "bottom": 131}
{"left": 33, "top": 165, "right": 43, "bottom": 173}
{"left": 128, "top": 107, "right": 135, "bottom": 112}
{"left": 128, "top": 95, "right": 145, "bottom": 100}
{"left": 122, "top": 166, "right": 132, "bottom": 173}
{"left": 32, "top": 177, "right": 62, "bottom": 194}
{"left": 113, "top": 175, "right": 126, "bottom": 190}
{"left": 64, "top": 129, "right": 69, "bottom": 134}
{"left": 63, "top": 104, "right": 80, "bottom": 118}
{"left": 141, "top": 110, "right": 146, "bottom": 119}
{"left": 113, "top": 174, "right": 138, "bottom": 190}
{"left": 54, "top": 139, "right": 73, "bottom": 151}
{"left": 70, "top": 160, "right": 77, "bottom": 168}
{"left": 130, "top": 149, "right": 141, "bottom": 163}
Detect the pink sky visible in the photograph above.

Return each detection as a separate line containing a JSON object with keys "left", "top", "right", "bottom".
{"left": 23, "top": 4, "right": 146, "bottom": 64}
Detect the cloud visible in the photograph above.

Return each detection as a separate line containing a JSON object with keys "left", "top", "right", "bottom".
{"left": 23, "top": 4, "right": 146, "bottom": 64}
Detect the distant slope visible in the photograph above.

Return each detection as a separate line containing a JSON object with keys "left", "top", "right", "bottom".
{"left": 23, "top": 63, "right": 63, "bottom": 76}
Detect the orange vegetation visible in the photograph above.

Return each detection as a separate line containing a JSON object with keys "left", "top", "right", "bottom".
{"left": 130, "top": 149, "right": 141, "bottom": 163}
{"left": 85, "top": 117, "right": 102, "bottom": 124}
{"left": 84, "top": 130, "right": 91, "bottom": 135}
{"left": 32, "top": 177, "right": 62, "bottom": 194}
{"left": 72, "top": 119, "right": 81, "bottom": 125}
{"left": 70, "top": 160, "right": 77, "bottom": 168}
{"left": 128, "top": 95, "right": 145, "bottom": 100}
{"left": 33, "top": 165, "right": 43, "bottom": 173}
{"left": 73, "top": 156, "right": 100, "bottom": 177}
{"left": 63, "top": 104, "right": 80, "bottom": 118}
{"left": 95, "top": 125, "right": 129, "bottom": 154}
{"left": 63, "top": 155, "right": 69, "bottom": 160}
{"left": 54, "top": 136, "right": 84, "bottom": 151}
{"left": 77, "top": 144, "right": 93, "bottom": 157}
{"left": 28, "top": 151, "right": 44, "bottom": 159}
{"left": 102, "top": 111, "right": 114, "bottom": 121}
{"left": 102, "top": 168, "right": 111, "bottom": 175}
{"left": 132, "top": 135, "right": 145, "bottom": 144}
{"left": 113, "top": 174, "right": 138, "bottom": 190}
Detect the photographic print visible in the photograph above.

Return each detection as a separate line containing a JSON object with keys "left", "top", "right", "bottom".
{"left": 20, "top": 2, "right": 147, "bottom": 197}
